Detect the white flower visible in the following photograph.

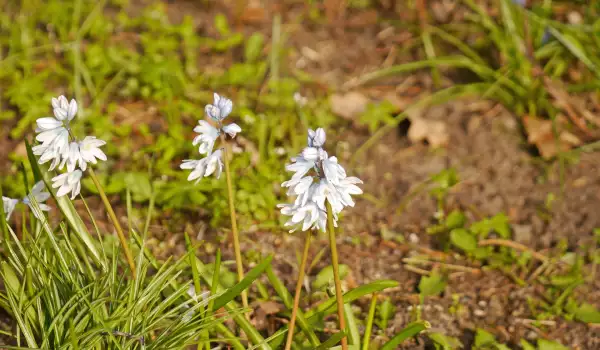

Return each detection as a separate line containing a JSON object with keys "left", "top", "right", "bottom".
{"left": 79, "top": 136, "right": 107, "bottom": 167}
{"left": 22, "top": 181, "right": 51, "bottom": 213}
{"left": 181, "top": 150, "right": 223, "bottom": 183}
{"left": 335, "top": 176, "right": 363, "bottom": 207}
{"left": 52, "top": 170, "right": 83, "bottom": 199}
{"left": 2, "top": 196, "right": 19, "bottom": 220}
{"left": 322, "top": 156, "right": 346, "bottom": 185}
{"left": 33, "top": 96, "right": 79, "bottom": 170}
{"left": 278, "top": 127, "right": 362, "bottom": 233}
{"left": 33, "top": 141, "right": 63, "bottom": 171}
{"left": 193, "top": 120, "right": 219, "bottom": 154}
{"left": 205, "top": 93, "right": 233, "bottom": 121}
{"left": 279, "top": 202, "right": 321, "bottom": 232}
{"left": 307, "top": 128, "right": 326, "bottom": 148}
{"left": 51, "top": 95, "right": 78, "bottom": 122}
{"left": 222, "top": 123, "right": 241, "bottom": 138}
{"left": 286, "top": 156, "right": 316, "bottom": 181}
{"left": 60, "top": 142, "right": 84, "bottom": 172}
{"left": 33, "top": 125, "right": 69, "bottom": 170}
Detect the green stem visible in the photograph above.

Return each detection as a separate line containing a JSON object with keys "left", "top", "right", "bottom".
{"left": 326, "top": 201, "right": 348, "bottom": 350}
{"left": 284, "top": 231, "right": 312, "bottom": 350}
{"left": 362, "top": 293, "right": 378, "bottom": 350}
{"left": 88, "top": 168, "right": 136, "bottom": 278}
{"left": 220, "top": 135, "right": 248, "bottom": 310}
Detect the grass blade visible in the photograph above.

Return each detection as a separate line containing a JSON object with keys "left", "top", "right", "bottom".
{"left": 380, "top": 321, "right": 430, "bottom": 350}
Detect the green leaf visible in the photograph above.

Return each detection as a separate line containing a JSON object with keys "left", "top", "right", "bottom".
{"left": 445, "top": 210, "right": 466, "bottom": 229}
{"left": 520, "top": 339, "right": 536, "bottom": 350}
{"left": 419, "top": 272, "right": 447, "bottom": 297}
{"left": 474, "top": 328, "right": 496, "bottom": 348}
{"left": 315, "top": 331, "right": 347, "bottom": 350}
{"left": 450, "top": 229, "right": 477, "bottom": 252}
{"left": 428, "top": 332, "right": 462, "bottom": 350}
{"left": 306, "top": 280, "right": 399, "bottom": 323}
{"left": 574, "top": 303, "right": 600, "bottom": 324}
{"left": 212, "top": 255, "right": 273, "bottom": 310}
{"left": 124, "top": 172, "right": 152, "bottom": 202}
{"left": 214, "top": 13, "right": 230, "bottom": 36}
{"left": 245, "top": 33, "right": 265, "bottom": 63}
{"left": 313, "top": 264, "right": 350, "bottom": 290}
{"left": 380, "top": 321, "right": 430, "bottom": 350}
{"left": 537, "top": 339, "right": 569, "bottom": 350}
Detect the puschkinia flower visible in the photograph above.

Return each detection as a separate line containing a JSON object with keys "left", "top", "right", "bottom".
{"left": 205, "top": 93, "right": 233, "bottom": 121}
{"left": 278, "top": 128, "right": 363, "bottom": 233}
{"left": 2, "top": 196, "right": 19, "bottom": 220}
{"left": 193, "top": 121, "right": 219, "bottom": 154}
{"left": 52, "top": 170, "right": 83, "bottom": 200}
{"left": 3, "top": 181, "right": 52, "bottom": 220}
{"left": 22, "top": 181, "right": 51, "bottom": 212}
{"left": 182, "top": 93, "right": 242, "bottom": 183}
{"left": 33, "top": 96, "right": 108, "bottom": 198}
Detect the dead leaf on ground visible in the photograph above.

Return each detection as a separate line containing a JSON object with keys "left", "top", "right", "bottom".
{"left": 251, "top": 300, "right": 283, "bottom": 331}
{"left": 408, "top": 116, "right": 449, "bottom": 148}
{"left": 330, "top": 91, "right": 370, "bottom": 120}
{"left": 523, "top": 115, "right": 582, "bottom": 159}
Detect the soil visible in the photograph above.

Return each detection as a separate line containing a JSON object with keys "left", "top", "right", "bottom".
{"left": 2, "top": 1, "right": 600, "bottom": 349}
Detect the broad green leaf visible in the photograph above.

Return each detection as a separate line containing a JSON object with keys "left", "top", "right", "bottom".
{"left": 313, "top": 264, "right": 350, "bottom": 290}
{"left": 474, "top": 328, "right": 496, "bottom": 348}
{"left": 245, "top": 33, "right": 265, "bottom": 63}
{"left": 419, "top": 272, "right": 447, "bottom": 297}
{"left": 520, "top": 339, "right": 536, "bottom": 350}
{"left": 450, "top": 229, "right": 477, "bottom": 252}
{"left": 380, "top": 321, "right": 430, "bottom": 350}
{"left": 574, "top": 303, "right": 600, "bottom": 323}
{"left": 537, "top": 339, "right": 569, "bottom": 350}
{"left": 445, "top": 210, "right": 466, "bottom": 229}
{"left": 428, "top": 332, "right": 462, "bottom": 350}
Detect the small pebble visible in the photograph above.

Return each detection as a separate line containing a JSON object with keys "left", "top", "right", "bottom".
{"left": 474, "top": 309, "right": 486, "bottom": 317}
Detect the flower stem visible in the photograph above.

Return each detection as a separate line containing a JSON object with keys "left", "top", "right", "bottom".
{"left": 220, "top": 135, "right": 248, "bottom": 310}
{"left": 326, "top": 200, "right": 347, "bottom": 350}
{"left": 88, "top": 168, "right": 136, "bottom": 278}
{"left": 284, "top": 230, "right": 312, "bottom": 350}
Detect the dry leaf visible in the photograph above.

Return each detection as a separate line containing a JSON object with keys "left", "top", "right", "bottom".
{"left": 252, "top": 301, "right": 283, "bottom": 331}
{"left": 408, "top": 117, "right": 449, "bottom": 148}
{"left": 330, "top": 91, "right": 370, "bottom": 120}
{"left": 523, "top": 115, "right": 582, "bottom": 159}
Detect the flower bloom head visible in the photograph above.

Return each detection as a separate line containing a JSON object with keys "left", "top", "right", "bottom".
{"left": 182, "top": 92, "right": 242, "bottom": 184}
{"left": 278, "top": 128, "right": 362, "bottom": 233}
{"left": 22, "top": 181, "right": 52, "bottom": 212}
{"left": 52, "top": 170, "right": 83, "bottom": 200}
{"left": 2, "top": 196, "right": 19, "bottom": 220}
{"left": 33, "top": 96, "right": 109, "bottom": 198}
{"left": 180, "top": 150, "right": 223, "bottom": 183}
{"left": 3, "top": 181, "right": 52, "bottom": 221}
{"left": 205, "top": 93, "right": 233, "bottom": 121}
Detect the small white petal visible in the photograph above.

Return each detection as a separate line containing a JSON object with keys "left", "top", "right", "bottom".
{"left": 222, "top": 123, "right": 241, "bottom": 138}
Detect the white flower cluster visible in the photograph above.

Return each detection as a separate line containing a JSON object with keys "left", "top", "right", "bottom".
{"left": 181, "top": 93, "right": 241, "bottom": 183}
{"left": 2, "top": 181, "right": 51, "bottom": 220}
{"left": 278, "top": 128, "right": 363, "bottom": 232}
{"left": 33, "top": 96, "right": 107, "bottom": 199}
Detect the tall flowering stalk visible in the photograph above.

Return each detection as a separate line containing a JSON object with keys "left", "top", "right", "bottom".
{"left": 180, "top": 93, "right": 248, "bottom": 309}
{"left": 279, "top": 128, "right": 363, "bottom": 350}
{"left": 31, "top": 95, "right": 136, "bottom": 276}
